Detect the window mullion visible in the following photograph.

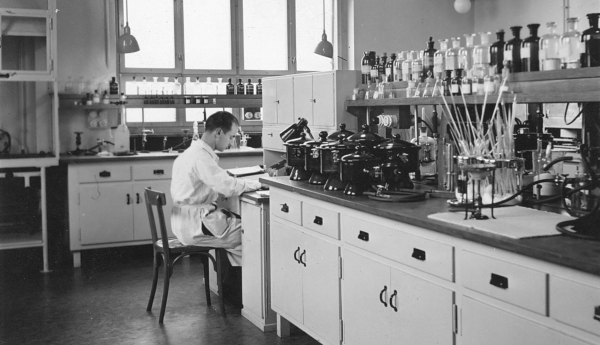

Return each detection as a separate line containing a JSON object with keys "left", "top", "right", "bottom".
{"left": 289, "top": 0, "right": 297, "bottom": 74}
{"left": 175, "top": 0, "right": 185, "bottom": 74}
{"left": 233, "top": 0, "right": 240, "bottom": 77}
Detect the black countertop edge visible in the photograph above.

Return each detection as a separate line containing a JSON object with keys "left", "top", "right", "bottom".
{"left": 60, "top": 148, "right": 263, "bottom": 164}
{"left": 260, "top": 176, "right": 600, "bottom": 277}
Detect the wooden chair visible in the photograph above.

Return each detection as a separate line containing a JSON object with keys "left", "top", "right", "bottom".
{"left": 144, "top": 187, "right": 226, "bottom": 323}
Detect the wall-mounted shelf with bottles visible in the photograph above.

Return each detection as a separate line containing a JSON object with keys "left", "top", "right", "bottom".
{"left": 58, "top": 94, "right": 262, "bottom": 110}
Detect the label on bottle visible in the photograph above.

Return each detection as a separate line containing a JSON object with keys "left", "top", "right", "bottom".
{"left": 361, "top": 65, "right": 370, "bottom": 73}
{"left": 521, "top": 48, "right": 531, "bottom": 59}
{"left": 370, "top": 69, "right": 378, "bottom": 78}
{"left": 461, "top": 84, "right": 471, "bottom": 95}
{"left": 386, "top": 67, "right": 392, "bottom": 76}
{"left": 505, "top": 50, "right": 513, "bottom": 61}
{"left": 451, "top": 84, "right": 459, "bottom": 94}
{"left": 484, "top": 81, "right": 495, "bottom": 93}
{"left": 425, "top": 57, "right": 434, "bottom": 69}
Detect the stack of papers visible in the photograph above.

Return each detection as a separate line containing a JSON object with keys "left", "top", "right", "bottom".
{"left": 226, "top": 165, "right": 264, "bottom": 177}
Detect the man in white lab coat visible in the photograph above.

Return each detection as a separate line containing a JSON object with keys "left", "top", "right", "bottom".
{"left": 170, "top": 111, "right": 262, "bottom": 267}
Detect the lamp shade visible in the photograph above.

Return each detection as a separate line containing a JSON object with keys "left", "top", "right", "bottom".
{"left": 314, "top": 31, "right": 333, "bottom": 58}
{"left": 454, "top": 0, "right": 471, "bottom": 13}
{"left": 117, "top": 24, "right": 140, "bottom": 54}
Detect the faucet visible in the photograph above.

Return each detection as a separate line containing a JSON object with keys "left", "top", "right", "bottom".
{"left": 163, "top": 136, "right": 168, "bottom": 152}
{"left": 141, "top": 128, "right": 154, "bottom": 153}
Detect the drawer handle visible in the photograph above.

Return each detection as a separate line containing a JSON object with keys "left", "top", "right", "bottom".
{"left": 299, "top": 250, "right": 306, "bottom": 267}
{"left": 293, "top": 247, "right": 300, "bottom": 263}
{"left": 490, "top": 273, "right": 509, "bottom": 289}
{"left": 99, "top": 171, "right": 111, "bottom": 178}
{"left": 358, "top": 231, "right": 369, "bottom": 242}
{"left": 313, "top": 216, "right": 323, "bottom": 225}
{"left": 0, "top": 73, "right": 10, "bottom": 78}
{"left": 594, "top": 306, "right": 600, "bottom": 322}
{"left": 136, "top": 193, "right": 140, "bottom": 204}
{"left": 153, "top": 169, "right": 164, "bottom": 175}
{"left": 126, "top": 194, "right": 131, "bottom": 205}
{"left": 389, "top": 290, "right": 398, "bottom": 312}
{"left": 379, "top": 286, "right": 388, "bottom": 307}
{"left": 412, "top": 248, "right": 426, "bottom": 261}
{"left": 281, "top": 203, "right": 289, "bottom": 213}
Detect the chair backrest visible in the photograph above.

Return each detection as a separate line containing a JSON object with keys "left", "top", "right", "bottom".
{"left": 144, "top": 187, "right": 171, "bottom": 254}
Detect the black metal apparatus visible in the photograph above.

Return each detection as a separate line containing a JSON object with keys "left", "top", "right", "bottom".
{"left": 0, "top": 129, "right": 11, "bottom": 155}
{"left": 373, "top": 134, "right": 421, "bottom": 190}
{"left": 283, "top": 132, "right": 312, "bottom": 181}
{"left": 340, "top": 146, "right": 381, "bottom": 196}
{"left": 302, "top": 131, "right": 329, "bottom": 185}
{"left": 318, "top": 134, "right": 357, "bottom": 191}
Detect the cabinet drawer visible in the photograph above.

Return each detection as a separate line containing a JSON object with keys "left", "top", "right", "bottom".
{"left": 77, "top": 164, "right": 131, "bottom": 183}
{"left": 396, "top": 230, "right": 454, "bottom": 282}
{"left": 341, "top": 214, "right": 401, "bottom": 262}
{"left": 461, "top": 250, "right": 547, "bottom": 315}
{"left": 302, "top": 202, "right": 339, "bottom": 239}
{"left": 270, "top": 191, "right": 302, "bottom": 225}
{"left": 550, "top": 276, "right": 600, "bottom": 336}
{"left": 132, "top": 162, "right": 173, "bottom": 180}
{"left": 262, "top": 128, "right": 284, "bottom": 151}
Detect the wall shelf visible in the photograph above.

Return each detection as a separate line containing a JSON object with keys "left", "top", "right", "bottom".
{"left": 58, "top": 94, "right": 262, "bottom": 110}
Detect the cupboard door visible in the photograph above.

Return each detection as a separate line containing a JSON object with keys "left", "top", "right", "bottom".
{"left": 270, "top": 220, "right": 304, "bottom": 323}
{"left": 293, "top": 74, "right": 313, "bottom": 125}
{"left": 132, "top": 181, "right": 173, "bottom": 241}
{"left": 342, "top": 249, "right": 391, "bottom": 345}
{"left": 390, "top": 268, "right": 454, "bottom": 345}
{"left": 302, "top": 233, "right": 340, "bottom": 345}
{"left": 276, "top": 77, "right": 294, "bottom": 125}
{"left": 79, "top": 183, "right": 133, "bottom": 245}
{"left": 312, "top": 73, "right": 335, "bottom": 128}
{"left": 241, "top": 200, "right": 265, "bottom": 320}
{"left": 462, "top": 297, "right": 591, "bottom": 345}
{"left": 262, "top": 78, "right": 278, "bottom": 124}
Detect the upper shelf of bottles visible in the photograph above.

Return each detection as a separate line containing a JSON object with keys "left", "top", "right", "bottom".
{"left": 58, "top": 94, "right": 262, "bottom": 110}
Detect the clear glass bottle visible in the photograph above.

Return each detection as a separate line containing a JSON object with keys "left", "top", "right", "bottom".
{"left": 65, "top": 76, "right": 74, "bottom": 93}
{"left": 173, "top": 77, "right": 181, "bottom": 95}
{"left": 423, "top": 37, "right": 437, "bottom": 81}
{"left": 370, "top": 56, "right": 380, "bottom": 84}
{"left": 560, "top": 18, "right": 583, "bottom": 69}
{"left": 394, "top": 51, "right": 407, "bottom": 81}
{"left": 402, "top": 51, "right": 416, "bottom": 81}
{"left": 473, "top": 32, "right": 492, "bottom": 69}
{"left": 484, "top": 75, "right": 496, "bottom": 94}
{"left": 445, "top": 37, "right": 462, "bottom": 72}
{"left": 459, "top": 33, "right": 476, "bottom": 75}
{"left": 521, "top": 23, "right": 541, "bottom": 72}
{"left": 505, "top": 26, "right": 523, "bottom": 72}
{"left": 461, "top": 73, "right": 472, "bottom": 95}
{"left": 102, "top": 90, "right": 110, "bottom": 104}
{"left": 183, "top": 77, "right": 192, "bottom": 94}
{"left": 540, "top": 22, "right": 561, "bottom": 70}
{"left": 451, "top": 69, "right": 463, "bottom": 96}
{"left": 361, "top": 51, "right": 371, "bottom": 84}
{"left": 434, "top": 39, "right": 448, "bottom": 80}
{"left": 386, "top": 53, "right": 396, "bottom": 82}
{"left": 582, "top": 13, "right": 600, "bottom": 68}
{"left": 92, "top": 89, "right": 101, "bottom": 104}
{"left": 406, "top": 80, "right": 416, "bottom": 98}
{"left": 411, "top": 54, "right": 424, "bottom": 82}
{"left": 78, "top": 76, "right": 86, "bottom": 94}
{"left": 490, "top": 30, "right": 506, "bottom": 74}
{"left": 422, "top": 71, "right": 435, "bottom": 97}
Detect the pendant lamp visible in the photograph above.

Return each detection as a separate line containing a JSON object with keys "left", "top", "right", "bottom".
{"left": 314, "top": 0, "right": 333, "bottom": 58}
{"left": 454, "top": 0, "right": 472, "bottom": 14}
{"left": 117, "top": 0, "right": 140, "bottom": 54}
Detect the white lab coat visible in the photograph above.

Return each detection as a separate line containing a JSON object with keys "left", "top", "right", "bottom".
{"left": 170, "top": 139, "right": 261, "bottom": 266}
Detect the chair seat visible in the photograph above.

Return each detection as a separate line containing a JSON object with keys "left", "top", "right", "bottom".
{"left": 155, "top": 238, "right": 213, "bottom": 254}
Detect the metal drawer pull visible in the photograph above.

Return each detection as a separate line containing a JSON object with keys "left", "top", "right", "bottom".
{"left": 594, "top": 306, "right": 600, "bottom": 322}
{"left": 0, "top": 73, "right": 10, "bottom": 78}
{"left": 490, "top": 273, "right": 509, "bottom": 289}
{"left": 136, "top": 193, "right": 140, "bottom": 204}
{"left": 294, "top": 247, "right": 300, "bottom": 263}
{"left": 389, "top": 290, "right": 398, "bottom": 312}
{"left": 313, "top": 216, "right": 323, "bottom": 225}
{"left": 379, "top": 286, "right": 388, "bottom": 307}
{"left": 126, "top": 194, "right": 131, "bottom": 205}
{"left": 99, "top": 171, "right": 111, "bottom": 178}
{"left": 412, "top": 248, "right": 426, "bottom": 261}
{"left": 153, "top": 169, "right": 164, "bottom": 175}
{"left": 358, "top": 230, "right": 369, "bottom": 242}
{"left": 299, "top": 250, "right": 306, "bottom": 267}
{"left": 281, "top": 203, "right": 289, "bottom": 213}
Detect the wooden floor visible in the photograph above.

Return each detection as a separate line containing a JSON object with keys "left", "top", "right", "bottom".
{"left": 0, "top": 246, "right": 319, "bottom": 345}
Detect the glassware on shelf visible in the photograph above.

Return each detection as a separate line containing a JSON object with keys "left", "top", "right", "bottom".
{"left": 490, "top": 30, "right": 506, "bottom": 74}
{"left": 443, "top": 70, "right": 453, "bottom": 96}
{"left": 370, "top": 55, "right": 380, "bottom": 84}
{"left": 361, "top": 51, "right": 371, "bottom": 84}
{"left": 540, "top": 22, "right": 561, "bottom": 70}
{"left": 394, "top": 51, "right": 407, "bottom": 81}
{"left": 217, "top": 78, "right": 224, "bottom": 95}
{"left": 505, "top": 26, "right": 523, "bottom": 73}
{"left": 451, "top": 69, "right": 463, "bottom": 96}
{"left": 226, "top": 78, "right": 235, "bottom": 95}
{"left": 245, "top": 79, "right": 254, "bottom": 95}
{"left": 379, "top": 53, "right": 388, "bottom": 83}
{"left": 521, "top": 23, "right": 541, "bottom": 72}
{"left": 423, "top": 37, "right": 437, "bottom": 81}
{"left": 459, "top": 33, "right": 476, "bottom": 75}
{"left": 402, "top": 51, "right": 417, "bottom": 81}
{"left": 65, "top": 76, "right": 74, "bottom": 93}
{"left": 411, "top": 54, "right": 424, "bottom": 82}
{"left": 422, "top": 71, "right": 435, "bottom": 97}
{"left": 560, "top": 18, "right": 583, "bottom": 69}
{"left": 77, "top": 76, "right": 86, "bottom": 94}
{"left": 205, "top": 77, "right": 218, "bottom": 94}
{"left": 582, "top": 13, "right": 600, "bottom": 67}
{"left": 434, "top": 39, "right": 449, "bottom": 80}
{"left": 473, "top": 32, "right": 492, "bottom": 69}
{"left": 173, "top": 77, "right": 181, "bottom": 95}
{"left": 386, "top": 53, "right": 396, "bottom": 82}
{"left": 461, "top": 73, "right": 472, "bottom": 95}
{"left": 445, "top": 37, "right": 462, "bottom": 72}
{"left": 184, "top": 77, "right": 192, "bottom": 94}
{"left": 484, "top": 75, "right": 496, "bottom": 94}
{"left": 406, "top": 80, "right": 416, "bottom": 98}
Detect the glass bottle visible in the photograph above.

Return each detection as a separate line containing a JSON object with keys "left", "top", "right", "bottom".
{"left": 386, "top": 53, "right": 396, "bottom": 82}
{"left": 370, "top": 56, "right": 380, "bottom": 84}
{"left": 422, "top": 71, "right": 435, "bottom": 97}
{"left": 411, "top": 126, "right": 437, "bottom": 177}
{"left": 173, "top": 77, "right": 181, "bottom": 95}
{"left": 445, "top": 37, "right": 462, "bottom": 72}
{"left": 560, "top": 18, "right": 583, "bottom": 69}
{"left": 490, "top": 30, "right": 506, "bottom": 74}
{"left": 451, "top": 69, "right": 463, "bottom": 96}
{"left": 236, "top": 78, "right": 245, "bottom": 95}
{"left": 459, "top": 33, "right": 476, "bottom": 75}
{"left": 256, "top": 79, "right": 263, "bottom": 95}
{"left": 434, "top": 39, "right": 448, "bottom": 80}
{"left": 582, "top": 13, "right": 600, "bottom": 68}
{"left": 102, "top": 91, "right": 110, "bottom": 104}
{"left": 423, "top": 37, "right": 437, "bottom": 81}
{"left": 217, "top": 77, "right": 224, "bottom": 95}
{"left": 246, "top": 78, "right": 254, "bottom": 95}
{"left": 402, "top": 51, "right": 416, "bottom": 81}
{"left": 411, "top": 54, "right": 423, "bottom": 82}
{"left": 378, "top": 53, "right": 388, "bottom": 83}
{"left": 521, "top": 23, "right": 541, "bottom": 72}
{"left": 540, "top": 22, "right": 561, "bottom": 70}
{"left": 473, "top": 32, "right": 492, "bottom": 79}
{"left": 484, "top": 75, "right": 496, "bottom": 94}
{"left": 443, "top": 70, "right": 453, "bottom": 96}
{"left": 65, "top": 76, "right": 74, "bottom": 93}
{"left": 394, "top": 51, "right": 407, "bottom": 81}
{"left": 184, "top": 77, "right": 192, "bottom": 94}
{"left": 109, "top": 77, "right": 119, "bottom": 95}
{"left": 505, "top": 26, "right": 523, "bottom": 73}
{"left": 406, "top": 80, "right": 416, "bottom": 98}
{"left": 461, "top": 73, "right": 472, "bottom": 95}
{"left": 205, "top": 77, "right": 218, "bottom": 94}
{"left": 195, "top": 77, "right": 201, "bottom": 94}
{"left": 78, "top": 76, "right": 86, "bottom": 94}
{"left": 361, "top": 51, "right": 371, "bottom": 84}
{"left": 92, "top": 89, "right": 101, "bottom": 104}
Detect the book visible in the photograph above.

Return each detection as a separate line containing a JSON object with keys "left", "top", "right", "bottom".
{"left": 226, "top": 165, "right": 265, "bottom": 177}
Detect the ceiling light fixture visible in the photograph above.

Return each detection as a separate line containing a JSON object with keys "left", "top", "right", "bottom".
{"left": 314, "top": 0, "right": 333, "bottom": 59}
{"left": 454, "top": 0, "right": 472, "bottom": 14}
{"left": 117, "top": 0, "right": 140, "bottom": 54}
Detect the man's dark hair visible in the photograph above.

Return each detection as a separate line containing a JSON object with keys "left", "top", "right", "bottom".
{"left": 204, "top": 111, "right": 239, "bottom": 133}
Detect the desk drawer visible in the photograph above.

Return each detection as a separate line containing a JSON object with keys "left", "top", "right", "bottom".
{"left": 78, "top": 164, "right": 131, "bottom": 183}
{"left": 396, "top": 230, "right": 454, "bottom": 282}
{"left": 270, "top": 191, "right": 302, "bottom": 225}
{"left": 550, "top": 276, "right": 600, "bottom": 336}
{"left": 132, "top": 162, "right": 173, "bottom": 180}
{"left": 302, "top": 202, "right": 339, "bottom": 239}
{"left": 341, "top": 214, "right": 400, "bottom": 262}
{"left": 461, "top": 250, "right": 547, "bottom": 315}
{"left": 262, "top": 128, "right": 284, "bottom": 151}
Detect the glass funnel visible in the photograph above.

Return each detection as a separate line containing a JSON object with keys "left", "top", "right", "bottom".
{"left": 560, "top": 18, "right": 582, "bottom": 69}
{"left": 540, "top": 22, "right": 561, "bottom": 70}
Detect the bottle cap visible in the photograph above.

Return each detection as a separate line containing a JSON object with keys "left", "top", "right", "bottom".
{"left": 427, "top": 37, "right": 435, "bottom": 49}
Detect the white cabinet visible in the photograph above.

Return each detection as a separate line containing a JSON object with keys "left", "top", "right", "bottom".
{"left": 262, "top": 77, "right": 294, "bottom": 125}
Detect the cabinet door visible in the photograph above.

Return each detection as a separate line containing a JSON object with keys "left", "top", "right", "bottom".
{"left": 270, "top": 220, "right": 304, "bottom": 323}
{"left": 132, "top": 181, "right": 173, "bottom": 241}
{"left": 462, "top": 297, "right": 591, "bottom": 345}
{"left": 312, "top": 73, "right": 335, "bottom": 128}
{"left": 342, "top": 249, "right": 391, "bottom": 345}
{"left": 293, "top": 74, "right": 313, "bottom": 125}
{"left": 241, "top": 200, "right": 265, "bottom": 320}
{"left": 302, "top": 233, "right": 340, "bottom": 345}
{"left": 262, "top": 78, "right": 278, "bottom": 124}
{"left": 276, "top": 77, "right": 294, "bottom": 125}
{"left": 390, "top": 268, "right": 454, "bottom": 345}
{"left": 79, "top": 183, "right": 133, "bottom": 245}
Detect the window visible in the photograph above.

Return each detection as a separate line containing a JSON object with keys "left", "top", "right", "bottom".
{"left": 118, "top": 0, "right": 334, "bottom": 126}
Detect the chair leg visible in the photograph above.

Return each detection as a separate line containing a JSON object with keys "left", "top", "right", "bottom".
{"left": 159, "top": 259, "right": 171, "bottom": 324}
{"left": 216, "top": 249, "right": 226, "bottom": 317}
{"left": 202, "top": 256, "right": 211, "bottom": 306}
{"left": 147, "top": 253, "right": 161, "bottom": 311}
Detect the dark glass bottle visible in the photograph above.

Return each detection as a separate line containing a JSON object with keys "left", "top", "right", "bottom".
{"left": 506, "top": 26, "right": 523, "bottom": 72}
{"left": 256, "top": 79, "right": 263, "bottom": 95}
{"left": 236, "top": 79, "right": 245, "bottom": 95}
{"left": 378, "top": 53, "right": 387, "bottom": 82}
{"left": 226, "top": 78, "right": 235, "bottom": 95}
{"left": 386, "top": 53, "right": 396, "bottom": 82}
{"left": 109, "top": 77, "right": 119, "bottom": 95}
{"left": 490, "top": 30, "right": 505, "bottom": 74}
{"left": 451, "top": 69, "right": 463, "bottom": 96}
{"left": 521, "top": 23, "right": 541, "bottom": 72}
{"left": 423, "top": 37, "right": 437, "bottom": 81}
{"left": 361, "top": 51, "right": 371, "bottom": 84}
{"left": 582, "top": 13, "right": 600, "bottom": 67}
{"left": 443, "top": 70, "right": 453, "bottom": 96}
{"left": 246, "top": 79, "right": 254, "bottom": 95}
{"left": 370, "top": 56, "right": 380, "bottom": 84}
